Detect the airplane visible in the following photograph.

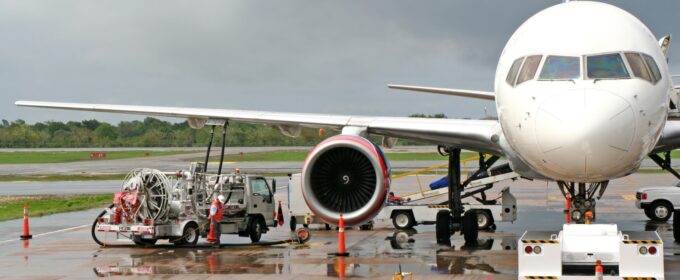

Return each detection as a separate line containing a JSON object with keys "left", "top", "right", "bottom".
{"left": 14, "top": 1, "right": 680, "bottom": 243}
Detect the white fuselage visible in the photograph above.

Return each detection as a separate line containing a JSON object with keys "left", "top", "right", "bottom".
{"left": 494, "top": 2, "right": 673, "bottom": 183}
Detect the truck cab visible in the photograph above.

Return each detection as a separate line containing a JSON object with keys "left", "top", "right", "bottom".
{"left": 635, "top": 180, "right": 680, "bottom": 222}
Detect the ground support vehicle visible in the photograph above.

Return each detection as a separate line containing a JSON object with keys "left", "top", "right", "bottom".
{"left": 635, "top": 181, "right": 680, "bottom": 222}
{"left": 92, "top": 123, "right": 277, "bottom": 246}
{"left": 287, "top": 172, "right": 517, "bottom": 231}
{"left": 374, "top": 187, "right": 516, "bottom": 230}
{"left": 518, "top": 224, "right": 664, "bottom": 279}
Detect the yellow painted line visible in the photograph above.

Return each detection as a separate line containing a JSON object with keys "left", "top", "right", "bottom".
{"left": 622, "top": 194, "right": 636, "bottom": 201}
{"left": 548, "top": 195, "right": 562, "bottom": 202}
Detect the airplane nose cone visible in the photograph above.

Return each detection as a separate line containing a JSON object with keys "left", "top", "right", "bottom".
{"left": 535, "top": 89, "right": 635, "bottom": 180}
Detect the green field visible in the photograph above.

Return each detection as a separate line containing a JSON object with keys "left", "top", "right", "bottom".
{"left": 0, "top": 174, "right": 126, "bottom": 182}
{"left": 0, "top": 150, "right": 193, "bottom": 164}
{"left": 0, "top": 194, "right": 113, "bottom": 222}
{"left": 201, "top": 150, "right": 478, "bottom": 162}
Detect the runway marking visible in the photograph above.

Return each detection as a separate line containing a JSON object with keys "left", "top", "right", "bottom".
{"left": 622, "top": 194, "right": 636, "bottom": 201}
{"left": 0, "top": 224, "right": 88, "bottom": 245}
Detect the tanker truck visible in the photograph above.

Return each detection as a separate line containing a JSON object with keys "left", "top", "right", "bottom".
{"left": 91, "top": 162, "right": 276, "bottom": 246}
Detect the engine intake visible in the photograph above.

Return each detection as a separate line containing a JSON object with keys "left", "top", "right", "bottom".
{"left": 302, "top": 135, "right": 390, "bottom": 226}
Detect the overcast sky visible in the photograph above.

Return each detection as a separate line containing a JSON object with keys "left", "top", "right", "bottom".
{"left": 2, "top": 0, "right": 679, "bottom": 124}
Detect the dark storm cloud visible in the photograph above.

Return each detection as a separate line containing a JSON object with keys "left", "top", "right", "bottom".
{"left": 1, "top": 0, "right": 679, "bottom": 123}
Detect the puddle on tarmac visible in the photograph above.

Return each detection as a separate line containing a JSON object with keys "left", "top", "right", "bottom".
{"left": 92, "top": 231, "right": 518, "bottom": 277}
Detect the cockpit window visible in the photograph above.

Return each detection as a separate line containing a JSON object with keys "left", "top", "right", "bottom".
{"left": 506, "top": 57, "right": 524, "bottom": 86}
{"left": 516, "top": 55, "right": 542, "bottom": 85}
{"left": 642, "top": 54, "right": 661, "bottom": 83}
{"left": 624, "top": 53, "right": 652, "bottom": 82}
{"left": 586, "top": 53, "right": 629, "bottom": 79}
{"left": 539, "top": 56, "right": 580, "bottom": 80}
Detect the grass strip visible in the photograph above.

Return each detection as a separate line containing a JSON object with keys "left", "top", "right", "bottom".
{"left": 197, "top": 150, "right": 477, "bottom": 162}
{"left": 0, "top": 174, "right": 126, "bottom": 182}
{"left": 0, "top": 194, "right": 113, "bottom": 222}
{"left": 0, "top": 150, "right": 194, "bottom": 164}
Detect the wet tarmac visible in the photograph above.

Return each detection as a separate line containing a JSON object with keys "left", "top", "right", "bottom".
{"left": 1, "top": 173, "right": 680, "bottom": 279}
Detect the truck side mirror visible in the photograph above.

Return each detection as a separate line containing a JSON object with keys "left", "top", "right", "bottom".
{"left": 271, "top": 179, "right": 277, "bottom": 194}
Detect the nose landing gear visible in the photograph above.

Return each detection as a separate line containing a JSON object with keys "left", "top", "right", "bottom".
{"left": 557, "top": 181, "right": 608, "bottom": 224}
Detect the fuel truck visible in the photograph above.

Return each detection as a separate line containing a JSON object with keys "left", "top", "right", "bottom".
{"left": 92, "top": 162, "right": 276, "bottom": 246}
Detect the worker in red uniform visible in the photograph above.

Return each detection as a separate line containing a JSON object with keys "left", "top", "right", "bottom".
{"left": 209, "top": 194, "right": 225, "bottom": 248}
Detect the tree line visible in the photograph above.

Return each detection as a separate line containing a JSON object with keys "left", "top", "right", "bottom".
{"left": 0, "top": 114, "right": 447, "bottom": 148}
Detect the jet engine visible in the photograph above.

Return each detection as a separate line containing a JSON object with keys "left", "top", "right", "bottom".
{"left": 301, "top": 135, "right": 390, "bottom": 226}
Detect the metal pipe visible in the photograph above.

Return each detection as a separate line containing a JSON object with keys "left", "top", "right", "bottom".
{"left": 217, "top": 121, "right": 229, "bottom": 176}
{"left": 203, "top": 125, "right": 216, "bottom": 173}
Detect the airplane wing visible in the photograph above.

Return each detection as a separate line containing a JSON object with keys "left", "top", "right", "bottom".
{"left": 387, "top": 84, "right": 495, "bottom": 100}
{"left": 15, "top": 101, "right": 503, "bottom": 155}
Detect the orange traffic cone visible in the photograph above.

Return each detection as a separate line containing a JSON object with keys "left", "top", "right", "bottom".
{"left": 20, "top": 204, "right": 32, "bottom": 240}
{"left": 595, "top": 260, "right": 603, "bottom": 280}
{"left": 330, "top": 213, "right": 350, "bottom": 256}
{"left": 206, "top": 221, "right": 217, "bottom": 243}
{"left": 277, "top": 201, "right": 284, "bottom": 226}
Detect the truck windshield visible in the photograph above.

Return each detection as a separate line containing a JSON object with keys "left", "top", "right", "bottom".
{"left": 251, "top": 178, "right": 271, "bottom": 196}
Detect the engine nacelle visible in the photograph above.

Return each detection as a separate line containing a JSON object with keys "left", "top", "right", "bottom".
{"left": 301, "top": 135, "right": 390, "bottom": 226}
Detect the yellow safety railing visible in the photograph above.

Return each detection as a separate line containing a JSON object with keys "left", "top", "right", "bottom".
{"left": 394, "top": 155, "right": 487, "bottom": 198}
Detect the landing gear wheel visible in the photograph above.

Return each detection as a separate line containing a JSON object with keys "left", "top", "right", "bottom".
{"left": 649, "top": 201, "right": 673, "bottom": 222}
{"left": 132, "top": 236, "right": 157, "bottom": 246}
{"left": 325, "top": 223, "right": 332, "bottom": 231}
{"left": 174, "top": 223, "right": 199, "bottom": 246}
{"left": 392, "top": 212, "right": 415, "bottom": 230}
{"left": 475, "top": 210, "right": 494, "bottom": 230}
{"left": 91, "top": 204, "right": 113, "bottom": 246}
{"left": 289, "top": 216, "right": 297, "bottom": 232}
{"left": 462, "top": 211, "right": 479, "bottom": 244}
{"left": 436, "top": 210, "right": 451, "bottom": 245}
{"left": 360, "top": 222, "right": 373, "bottom": 231}
{"left": 249, "top": 217, "right": 265, "bottom": 243}
{"left": 674, "top": 209, "right": 680, "bottom": 242}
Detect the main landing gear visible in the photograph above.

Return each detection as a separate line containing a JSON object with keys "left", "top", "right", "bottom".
{"left": 435, "top": 147, "right": 501, "bottom": 245}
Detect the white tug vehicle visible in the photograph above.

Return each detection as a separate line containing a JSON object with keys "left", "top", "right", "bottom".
{"left": 518, "top": 225, "right": 664, "bottom": 279}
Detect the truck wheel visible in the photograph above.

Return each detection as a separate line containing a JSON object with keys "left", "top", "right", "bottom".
{"left": 289, "top": 216, "right": 297, "bottom": 232}
{"left": 462, "top": 211, "right": 479, "bottom": 244}
{"left": 174, "top": 223, "right": 199, "bottom": 246}
{"left": 475, "top": 210, "right": 494, "bottom": 230}
{"left": 674, "top": 209, "right": 680, "bottom": 242}
{"left": 649, "top": 201, "right": 673, "bottom": 222}
{"left": 436, "top": 210, "right": 451, "bottom": 245}
{"left": 392, "top": 211, "right": 415, "bottom": 230}
{"left": 132, "top": 236, "right": 157, "bottom": 246}
{"left": 249, "top": 217, "right": 265, "bottom": 243}
{"left": 644, "top": 207, "right": 655, "bottom": 220}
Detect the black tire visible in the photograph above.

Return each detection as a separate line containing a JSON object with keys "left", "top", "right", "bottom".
{"left": 644, "top": 207, "right": 655, "bottom": 220}
{"left": 462, "top": 211, "right": 479, "bottom": 244}
{"left": 91, "top": 204, "right": 113, "bottom": 246}
{"left": 475, "top": 210, "right": 494, "bottom": 230}
{"left": 436, "top": 210, "right": 451, "bottom": 245}
{"left": 174, "top": 223, "right": 199, "bottom": 246}
{"left": 132, "top": 236, "right": 157, "bottom": 246}
{"left": 249, "top": 217, "right": 265, "bottom": 243}
{"left": 289, "top": 216, "right": 297, "bottom": 232}
{"left": 674, "top": 209, "right": 680, "bottom": 242}
{"left": 392, "top": 211, "right": 415, "bottom": 230}
{"left": 649, "top": 201, "right": 673, "bottom": 222}
{"left": 325, "top": 223, "right": 332, "bottom": 231}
